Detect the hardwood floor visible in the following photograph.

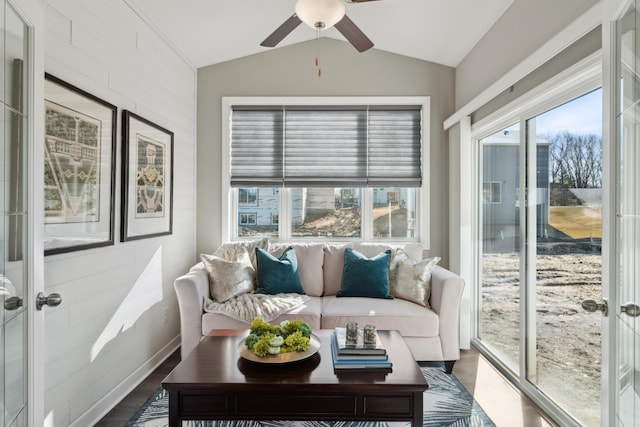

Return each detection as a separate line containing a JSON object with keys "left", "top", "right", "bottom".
{"left": 453, "top": 349, "right": 558, "bottom": 427}
{"left": 95, "top": 346, "right": 558, "bottom": 426}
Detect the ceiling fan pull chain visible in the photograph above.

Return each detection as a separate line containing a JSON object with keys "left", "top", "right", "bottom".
{"left": 315, "top": 28, "right": 322, "bottom": 78}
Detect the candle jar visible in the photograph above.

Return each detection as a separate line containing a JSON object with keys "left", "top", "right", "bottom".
{"left": 346, "top": 322, "right": 358, "bottom": 343}
{"left": 363, "top": 324, "right": 377, "bottom": 345}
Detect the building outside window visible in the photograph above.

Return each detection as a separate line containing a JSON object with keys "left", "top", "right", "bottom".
{"left": 238, "top": 188, "right": 258, "bottom": 206}
{"left": 483, "top": 182, "right": 502, "bottom": 203}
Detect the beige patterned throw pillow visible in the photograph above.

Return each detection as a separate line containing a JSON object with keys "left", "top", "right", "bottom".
{"left": 213, "top": 237, "right": 269, "bottom": 270}
{"left": 390, "top": 249, "right": 440, "bottom": 308}
{"left": 201, "top": 247, "right": 255, "bottom": 303}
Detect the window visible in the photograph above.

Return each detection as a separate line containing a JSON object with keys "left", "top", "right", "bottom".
{"left": 222, "top": 97, "right": 430, "bottom": 244}
{"left": 239, "top": 213, "right": 257, "bottom": 225}
{"left": 482, "top": 182, "right": 502, "bottom": 203}
{"left": 238, "top": 188, "right": 258, "bottom": 206}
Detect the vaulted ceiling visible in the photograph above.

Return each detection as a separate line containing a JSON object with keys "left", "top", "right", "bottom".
{"left": 127, "top": 0, "right": 515, "bottom": 69}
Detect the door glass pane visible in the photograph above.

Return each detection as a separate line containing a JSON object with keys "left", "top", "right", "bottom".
{"left": 478, "top": 123, "right": 521, "bottom": 373}
{"left": 2, "top": 3, "right": 28, "bottom": 426}
{"left": 617, "top": 6, "right": 640, "bottom": 426}
{"left": 526, "top": 89, "right": 602, "bottom": 427}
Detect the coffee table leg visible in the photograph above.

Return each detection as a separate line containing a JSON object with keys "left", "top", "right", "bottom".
{"left": 168, "top": 390, "right": 179, "bottom": 427}
{"left": 412, "top": 391, "right": 423, "bottom": 426}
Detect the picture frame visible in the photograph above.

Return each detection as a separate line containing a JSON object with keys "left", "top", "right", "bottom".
{"left": 44, "top": 73, "right": 117, "bottom": 255}
{"left": 121, "top": 110, "right": 174, "bottom": 241}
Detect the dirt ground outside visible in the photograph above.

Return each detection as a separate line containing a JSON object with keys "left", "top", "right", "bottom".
{"left": 481, "top": 252, "right": 602, "bottom": 427}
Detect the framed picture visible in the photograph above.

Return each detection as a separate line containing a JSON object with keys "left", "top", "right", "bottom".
{"left": 121, "top": 110, "right": 174, "bottom": 241}
{"left": 44, "top": 73, "right": 117, "bottom": 255}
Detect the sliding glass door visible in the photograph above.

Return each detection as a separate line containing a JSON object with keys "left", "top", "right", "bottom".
{"left": 477, "top": 89, "right": 603, "bottom": 426}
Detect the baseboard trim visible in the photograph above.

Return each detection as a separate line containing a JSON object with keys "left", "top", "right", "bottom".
{"left": 70, "top": 335, "right": 181, "bottom": 427}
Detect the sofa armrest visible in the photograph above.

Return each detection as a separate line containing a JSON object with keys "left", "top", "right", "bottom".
{"left": 429, "top": 266, "right": 465, "bottom": 361}
{"left": 174, "top": 269, "right": 209, "bottom": 359}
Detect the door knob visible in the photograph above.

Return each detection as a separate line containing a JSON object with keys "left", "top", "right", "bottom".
{"left": 582, "top": 298, "right": 608, "bottom": 316}
{"left": 36, "top": 292, "right": 62, "bottom": 310}
{"left": 621, "top": 302, "right": 640, "bottom": 317}
{"left": 4, "top": 296, "right": 23, "bottom": 311}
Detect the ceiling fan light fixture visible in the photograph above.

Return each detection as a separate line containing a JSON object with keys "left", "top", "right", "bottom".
{"left": 295, "top": 0, "right": 346, "bottom": 30}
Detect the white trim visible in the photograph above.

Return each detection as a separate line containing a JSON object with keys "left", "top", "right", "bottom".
{"left": 71, "top": 336, "right": 180, "bottom": 427}
{"left": 444, "top": 2, "right": 602, "bottom": 131}
{"left": 221, "top": 98, "right": 232, "bottom": 243}
{"left": 220, "top": 96, "right": 431, "bottom": 248}
{"left": 602, "top": 1, "right": 631, "bottom": 426}
{"left": 601, "top": 8, "right": 617, "bottom": 426}
{"left": 471, "top": 52, "right": 602, "bottom": 138}
{"left": 420, "top": 98, "right": 431, "bottom": 248}
{"left": 454, "top": 116, "right": 473, "bottom": 349}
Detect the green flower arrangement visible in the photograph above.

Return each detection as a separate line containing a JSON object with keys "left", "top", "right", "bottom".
{"left": 245, "top": 317, "right": 312, "bottom": 357}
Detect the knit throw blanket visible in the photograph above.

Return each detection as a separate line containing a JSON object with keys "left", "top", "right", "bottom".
{"left": 203, "top": 293, "right": 310, "bottom": 323}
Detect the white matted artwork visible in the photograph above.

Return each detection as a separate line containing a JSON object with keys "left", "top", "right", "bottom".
{"left": 44, "top": 73, "right": 117, "bottom": 255}
{"left": 121, "top": 110, "right": 173, "bottom": 241}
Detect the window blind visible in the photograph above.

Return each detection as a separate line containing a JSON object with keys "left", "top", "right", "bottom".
{"left": 230, "top": 105, "right": 422, "bottom": 187}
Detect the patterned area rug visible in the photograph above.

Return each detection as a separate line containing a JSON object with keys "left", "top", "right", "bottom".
{"left": 126, "top": 366, "right": 495, "bottom": 427}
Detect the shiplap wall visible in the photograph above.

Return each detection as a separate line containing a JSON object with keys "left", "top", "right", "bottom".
{"left": 40, "top": 1, "right": 196, "bottom": 425}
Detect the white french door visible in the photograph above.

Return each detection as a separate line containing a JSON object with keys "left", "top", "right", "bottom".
{"left": 1, "top": 0, "right": 43, "bottom": 426}
{"left": 609, "top": 1, "right": 640, "bottom": 425}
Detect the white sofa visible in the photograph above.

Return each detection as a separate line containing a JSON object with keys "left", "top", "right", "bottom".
{"left": 174, "top": 241, "right": 465, "bottom": 373}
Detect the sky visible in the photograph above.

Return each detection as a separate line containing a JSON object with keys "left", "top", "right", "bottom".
{"left": 535, "top": 88, "right": 603, "bottom": 136}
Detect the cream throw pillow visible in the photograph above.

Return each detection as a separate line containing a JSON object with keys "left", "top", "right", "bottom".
{"left": 213, "top": 237, "right": 269, "bottom": 270}
{"left": 390, "top": 249, "right": 440, "bottom": 308}
{"left": 201, "top": 247, "right": 255, "bottom": 303}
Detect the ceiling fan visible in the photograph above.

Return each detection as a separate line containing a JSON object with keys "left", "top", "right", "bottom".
{"left": 261, "top": 0, "right": 379, "bottom": 53}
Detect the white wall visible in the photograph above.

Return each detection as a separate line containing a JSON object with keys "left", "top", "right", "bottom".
{"left": 455, "top": 0, "right": 599, "bottom": 109}
{"left": 40, "top": 1, "right": 197, "bottom": 425}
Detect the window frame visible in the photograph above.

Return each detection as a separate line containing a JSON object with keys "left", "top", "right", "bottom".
{"left": 221, "top": 96, "right": 430, "bottom": 247}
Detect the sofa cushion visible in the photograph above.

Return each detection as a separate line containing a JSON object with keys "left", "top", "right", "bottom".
{"left": 390, "top": 249, "right": 440, "bottom": 308}
{"left": 200, "top": 248, "right": 255, "bottom": 302}
{"left": 321, "top": 295, "right": 439, "bottom": 337}
{"left": 323, "top": 243, "right": 354, "bottom": 296}
{"left": 337, "top": 248, "right": 393, "bottom": 299}
{"left": 269, "top": 243, "right": 324, "bottom": 297}
{"left": 255, "top": 247, "right": 305, "bottom": 295}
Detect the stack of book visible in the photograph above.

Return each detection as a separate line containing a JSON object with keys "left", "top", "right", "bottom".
{"left": 330, "top": 327, "right": 392, "bottom": 372}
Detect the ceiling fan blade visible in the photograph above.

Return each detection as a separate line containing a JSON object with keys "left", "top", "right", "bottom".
{"left": 261, "top": 14, "right": 302, "bottom": 47}
{"left": 346, "top": 0, "right": 381, "bottom": 2}
{"left": 334, "top": 15, "right": 374, "bottom": 52}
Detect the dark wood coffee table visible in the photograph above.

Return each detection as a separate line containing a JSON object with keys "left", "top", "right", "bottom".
{"left": 162, "top": 329, "right": 428, "bottom": 426}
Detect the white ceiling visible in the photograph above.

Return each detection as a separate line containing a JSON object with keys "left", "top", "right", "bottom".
{"left": 127, "top": 0, "right": 515, "bottom": 69}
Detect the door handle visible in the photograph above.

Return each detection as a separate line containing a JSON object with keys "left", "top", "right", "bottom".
{"left": 621, "top": 302, "right": 640, "bottom": 317}
{"left": 4, "top": 296, "right": 23, "bottom": 311}
{"left": 36, "top": 292, "right": 62, "bottom": 310}
{"left": 582, "top": 298, "right": 608, "bottom": 316}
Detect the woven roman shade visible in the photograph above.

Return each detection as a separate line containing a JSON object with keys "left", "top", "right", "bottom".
{"left": 230, "top": 105, "right": 422, "bottom": 187}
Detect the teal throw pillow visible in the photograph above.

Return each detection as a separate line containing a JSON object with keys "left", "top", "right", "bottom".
{"left": 255, "top": 247, "right": 305, "bottom": 295}
{"left": 337, "top": 248, "right": 393, "bottom": 299}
